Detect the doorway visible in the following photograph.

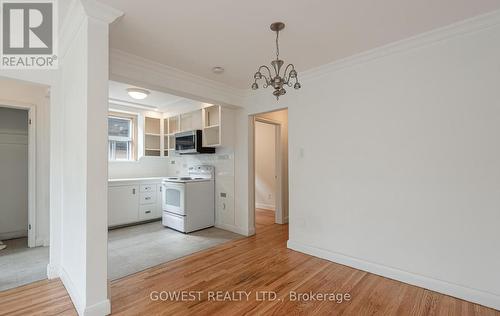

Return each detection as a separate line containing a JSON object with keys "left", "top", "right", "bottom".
{"left": 0, "top": 76, "right": 51, "bottom": 292}
{"left": 0, "top": 104, "right": 48, "bottom": 291}
{"left": 251, "top": 108, "right": 289, "bottom": 233}
{"left": 0, "top": 106, "right": 33, "bottom": 245}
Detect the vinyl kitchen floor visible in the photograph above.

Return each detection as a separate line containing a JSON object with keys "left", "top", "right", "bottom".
{"left": 0, "top": 238, "right": 49, "bottom": 291}
{"left": 108, "top": 221, "right": 242, "bottom": 280}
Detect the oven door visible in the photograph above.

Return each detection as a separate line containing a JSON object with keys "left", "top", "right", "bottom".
{"left": 175, "top": 131, "right": 197, "bottom": 154}
{"left": 162, "top": 182, "right": 186, "bottom": 215}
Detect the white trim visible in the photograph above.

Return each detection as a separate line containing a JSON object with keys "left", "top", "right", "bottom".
{"left": 84, "top": 299, "right": 111, "bottom": 316}
{"left": 0, "top": 230, "right": 26, "bottom": 240}
{"left": 60, "top": 266, "right": 111, "bottom": 316}
{"left": 59, "top": 0, "right": 86, "bottom": 60}
{"left": 301, "top": 9, "right": 500, "bottom": 83}
{"left": 252, "top": 115, "right": 285, "bottom": 225}
{"left": 59, "top": 267, "right": 85, "bottom": 315}
{"left": 46, "top": 263, "right": 59, "bottom": 279}
{"left": 255, "top": 203, "right": 275, "bottom": 211}
{"left": 0, "top": 100, "right": 37, "bottom": 248}
{"left": 287, "top": 240, "right": 500, "bottom": 311}
{"left": 215, "top": 223, "right": 254, "bottom": 237}
{"left": 110, "top": 49, "right": 246, "bottom": 107}
{"left": 36, "top": 237, "right": 50, "bottom": 247}
{"left": 80, "top": 0, "right": 124, "bottom": 24}
{"left": 109, "top": 98, "right": 159, "bottom": 111}
{"left": 59, "top": 0, "right": 123, "bottom": 60}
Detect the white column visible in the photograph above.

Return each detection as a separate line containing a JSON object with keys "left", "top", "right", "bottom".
{"left": 57, "top": 1, "right": 122, "bottom": 315}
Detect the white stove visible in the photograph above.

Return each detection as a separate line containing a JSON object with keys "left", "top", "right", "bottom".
{"left": 161, "top": 165, "right": 215, "bottom": 233}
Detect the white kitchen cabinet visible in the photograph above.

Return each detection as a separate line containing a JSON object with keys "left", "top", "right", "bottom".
{"left": 108, "top": 185, "right": 140, "bottom": 227}
{"left": 108, "top": 178, "right": 163, "bottom": 227}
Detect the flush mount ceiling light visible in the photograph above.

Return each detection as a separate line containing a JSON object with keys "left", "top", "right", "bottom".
{"left": 251, "top": 22, "right": 301, "bottom": 100}
{"left": 126, "top": 87, "right": 150, "bottom": 100}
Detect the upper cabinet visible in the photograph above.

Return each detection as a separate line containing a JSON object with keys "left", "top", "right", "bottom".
{"left": 144, "top": 117, "right": 162, "bottom": 156}
{"left": 202, "top": 105, "right": 221, "bottom": 147}
{"left": 143, "top": 105, "right": 223, "bottom": 157}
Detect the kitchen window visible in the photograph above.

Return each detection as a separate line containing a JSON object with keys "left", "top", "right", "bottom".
{"left": 108, "top": 112, "right": 137, "bottom": 161}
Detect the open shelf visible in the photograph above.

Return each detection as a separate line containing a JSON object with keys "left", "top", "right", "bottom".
{"left": 203, "top": 125, "right": 220, "bottom": 147}
{"left": 144, "top": 117, "right": 162, "bottom": 156}
{"left": 168, "top": 116, "right": 180, "bottom": 135}
{"left": 145, "top": 149, "right": 160, "bottom": 156}
{"left": 202, "top": 105, "right": 221, "bottom": 147}
{"left": 203, "top": 105, "right": 220, "bottom": 128}
{"left": 145, "top": 117, "right": 160, "bottom": 134}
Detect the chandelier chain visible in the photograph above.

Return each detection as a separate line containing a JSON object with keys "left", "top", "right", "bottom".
{"left": 275, "top": 30, "right": 280, "bottom": 60}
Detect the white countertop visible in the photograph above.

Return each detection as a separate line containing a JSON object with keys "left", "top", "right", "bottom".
{"left": 108, "top": 177, "right": 167, "bottom": 183}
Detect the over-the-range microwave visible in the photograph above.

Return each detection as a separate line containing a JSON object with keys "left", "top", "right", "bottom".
{"left": 175, "top": 130, "right": 215, "bottom": 154}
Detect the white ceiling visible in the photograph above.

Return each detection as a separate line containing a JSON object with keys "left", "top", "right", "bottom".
{"left": 108, "top": 80, "right": 206, "bottom": 114}
{"left": 99, "top": 0, "right": 500, "bottom": 89}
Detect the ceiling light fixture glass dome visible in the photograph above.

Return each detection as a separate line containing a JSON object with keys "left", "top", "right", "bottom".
{"left": 126, "top": 87, "right": 150, "bottom": 100}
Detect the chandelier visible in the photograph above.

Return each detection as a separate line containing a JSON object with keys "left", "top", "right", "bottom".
{"left": 251, "top": 22, "right": 301, "bottom": 100}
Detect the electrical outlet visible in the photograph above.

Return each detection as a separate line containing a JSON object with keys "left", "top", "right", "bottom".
{"left": 219, "top": 192, "right": 228, "bottom": 211}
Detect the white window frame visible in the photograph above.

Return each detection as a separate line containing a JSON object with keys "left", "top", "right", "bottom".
{"left": 108, "top": 112, "right": 137, "bottom": 161}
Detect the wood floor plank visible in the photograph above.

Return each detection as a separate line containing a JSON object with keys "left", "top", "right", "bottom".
{"left": 1, "top": 209, "right": 498, "bottom": 315}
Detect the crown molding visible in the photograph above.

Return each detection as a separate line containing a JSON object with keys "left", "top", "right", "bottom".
{"left": 59, "top": 0, "right": 122, "bottom": 59}
{"left": 110, "top": 49, "right": 247, "bottom": 107}
{"left": 300, "top": 9, "right": 500, "bottom": 83}
{"left": 108, "top": 98, "right": 159, "bottom": 111}
{"left": 81, "top": 0, "right": 123, "bottom": 24}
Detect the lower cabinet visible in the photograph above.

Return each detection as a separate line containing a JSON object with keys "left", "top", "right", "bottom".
{"left": 108, "top": 180, "right": 162, "bottom": 227}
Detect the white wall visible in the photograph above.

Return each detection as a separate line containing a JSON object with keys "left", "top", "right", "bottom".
{"left": 0, "top": 78, "right": 50, "bottom": 245}
{"left": 242, "top": 13, "right": 500, "bottom": 310}
{"left": 0, "top": 108, "right": 28, "bottom": 239}
{"left": 254, "top": 121, "right": 276, "bottom": 210}
{"left": 108, "top": 158, "right": 171, "bottom": 179}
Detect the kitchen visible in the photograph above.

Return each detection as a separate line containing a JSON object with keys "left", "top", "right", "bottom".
{"left": 107, "top": 80, "right": 240, "bottom": 280}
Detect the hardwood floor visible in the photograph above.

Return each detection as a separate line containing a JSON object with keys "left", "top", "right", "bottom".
{"left": 255, "top": 208, "right": 276, "bottom": 228}
{"left": 1, "top": 210, "right": 498, "bottom": 315}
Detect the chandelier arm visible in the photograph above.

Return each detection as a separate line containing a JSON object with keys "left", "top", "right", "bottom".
{"left": 258, "top": 65, "right": 273, "bottom": 79}
{"left": 283, "top": 64, "right": 295, "bottom": 84}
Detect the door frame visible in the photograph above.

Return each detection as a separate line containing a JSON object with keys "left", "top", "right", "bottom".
{"left": 252, "top": 115, "right": 284, "bottom": 225}
{"left": 0, "top": 100, "right": 36, "bottom": 247}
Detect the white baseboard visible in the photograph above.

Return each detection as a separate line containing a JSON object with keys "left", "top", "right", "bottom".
{"left": 59, "top": 266, "right": 111, "bottom": 316}
{"left": 84, "top": 299, "right": 111, "bottom": 316}
{"left": 59, "top": 266, "right": 85, "bottom": 315}
{"left": 46, "top": 263, "right": 60, "bottom": 279}
{"left": 0, "top": 230, "right": 27, "bottom": 240}
{"left": 215, "top": 223, "right": 254, "bottom": 236}
{"left": 287, "top": 240, "right": 500, "bottom": 311}
{"left": 36, "top": 238, "right": 50, "bottom": 247}
{"left": 256, "top": 203, "right": 275, "bottom": 211}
